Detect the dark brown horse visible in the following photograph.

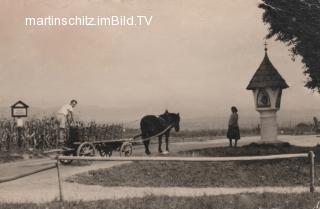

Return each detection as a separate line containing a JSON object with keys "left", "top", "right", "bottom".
{"left": 140, "top": 110, "right": 180, "bottom": 155}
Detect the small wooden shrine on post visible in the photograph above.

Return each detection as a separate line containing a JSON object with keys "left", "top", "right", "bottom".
{"left": 11, "top": 100, "right": 29, "bottom": 149}
{"left": 246, "top": 43, "right": 289, "bottom": 142}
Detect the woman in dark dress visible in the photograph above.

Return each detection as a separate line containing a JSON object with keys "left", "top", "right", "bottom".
{"left": 227, "top": 106, "right": 240, "bottom": 147}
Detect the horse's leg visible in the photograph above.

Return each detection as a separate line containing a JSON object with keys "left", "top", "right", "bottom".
{"left": 143, "top": 140, "right": 148, "bottom": 152}
{"left": 141, "top": 128, "right": 151, "bottom": 155}
{"left": 142, "top": 131, "right": 151, "bottom": 155}
{"left": 165, "top": 133, "right": 170, "bottom": 152}
{"left": 158, "top": 135, "right": 163, "bottom": 153}
{"left": 143, "top": 140, "right": 151, "bottom": 155}
{"left": 147, "top": 140, "right": 151, "bottom": 154}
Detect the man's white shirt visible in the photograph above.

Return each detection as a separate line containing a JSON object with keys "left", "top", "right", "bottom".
{"left": 58, "top": 104, "right": 73, "bottom": 115}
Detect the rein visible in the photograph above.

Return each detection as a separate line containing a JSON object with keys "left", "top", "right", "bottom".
{"left": 133, "top": 124, "right": 174, "bottom": 143}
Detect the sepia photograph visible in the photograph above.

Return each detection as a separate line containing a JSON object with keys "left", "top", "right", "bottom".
{"left": 0, "top": 0, "right": 320, "bottom": 208}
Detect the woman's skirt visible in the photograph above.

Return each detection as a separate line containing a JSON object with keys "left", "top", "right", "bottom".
{"left": 227, "top": 126, "right": 240, "bottom": 140}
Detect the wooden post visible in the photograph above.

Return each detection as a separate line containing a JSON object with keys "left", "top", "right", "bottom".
{"left": 309, "top": 151, "right": 315, "bottom": 193}
{"left": 17, "top": 127, "right": 22, "bottom": 150}
{"left": 56, "top": 160, "right": 64, "bottom": 203}
{"left": 6, "top": 133, "right": 10, "bottom": 152}
{"left": 121, "top": 125, "right": 123, "bottom": 139}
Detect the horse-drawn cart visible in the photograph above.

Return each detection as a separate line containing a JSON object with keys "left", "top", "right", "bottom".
{"left": 57, "top": 110, "right": 180, "bottom": 163}
{"left": 59, "top": 127, "right": 133, "bottom": 164}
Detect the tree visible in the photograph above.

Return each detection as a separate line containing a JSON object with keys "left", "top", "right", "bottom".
{"left": 259, "top": 0, "right": 320, "bottom": 91}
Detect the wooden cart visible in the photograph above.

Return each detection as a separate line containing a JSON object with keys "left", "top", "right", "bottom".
{"left": 59, "top": 127, "right": 133, "bottom": 165}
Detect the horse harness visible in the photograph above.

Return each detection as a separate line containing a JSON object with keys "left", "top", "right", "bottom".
{"left": 134, "top": 116, "right": 174, "bottom": 143}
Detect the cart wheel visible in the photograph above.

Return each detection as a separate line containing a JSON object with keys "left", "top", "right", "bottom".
{"left": 120, "top": 142, "right": 133, "bottom": 157}
{"left": 77, "top": 142, "right": 96, "bottom": 157}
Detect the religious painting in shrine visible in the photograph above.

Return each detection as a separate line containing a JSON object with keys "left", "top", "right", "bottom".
{"left": 257, "top": 89, "right": 271, "bottom": 108}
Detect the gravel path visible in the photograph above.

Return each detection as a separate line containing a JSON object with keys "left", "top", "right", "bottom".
{"left": 0, "top": 135, "right": 319, "bottom": 203}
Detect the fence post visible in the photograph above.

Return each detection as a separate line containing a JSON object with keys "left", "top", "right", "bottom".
{"left": 17, "top": 127, "right": 22, "bottom": 150}
{"left": 56, "top": 158, "right": 64, "bottom": 204}
{"left": 309, "top": 151, "right": 315, "bottom": 193}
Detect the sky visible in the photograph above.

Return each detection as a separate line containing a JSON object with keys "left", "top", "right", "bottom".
{"left": 0, "top": 0, "right": 319, "bottom": 122}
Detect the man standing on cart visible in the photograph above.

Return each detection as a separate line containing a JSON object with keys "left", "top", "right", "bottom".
{"left": 56, "top": 99, "right": 78, "bottom": 148}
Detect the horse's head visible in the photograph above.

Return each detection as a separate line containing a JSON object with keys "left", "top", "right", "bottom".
{"left": 160, "top": 110, "right": 180, "bottom": 132}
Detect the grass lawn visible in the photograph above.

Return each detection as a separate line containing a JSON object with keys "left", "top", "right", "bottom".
{"left": 69, "top": 143, "right": 320, "bottom": 187}
{"left": 1, "top": 193, "right": 320, "bottom": 209}
{"left": 181, "top": 142, "right": 318, "bottom": 157}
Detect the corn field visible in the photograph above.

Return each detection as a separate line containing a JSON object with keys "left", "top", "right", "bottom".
{"left": 0, "top": 117, "right": 123, "bottom": 152}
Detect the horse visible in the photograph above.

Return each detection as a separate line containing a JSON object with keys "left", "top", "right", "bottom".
{"left": 139, "top": 110, "right": 180, "bottom": 155}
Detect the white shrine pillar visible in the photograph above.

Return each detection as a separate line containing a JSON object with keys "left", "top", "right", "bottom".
{"left": 259, "top": 110, "right": 278, "bottom": 141}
